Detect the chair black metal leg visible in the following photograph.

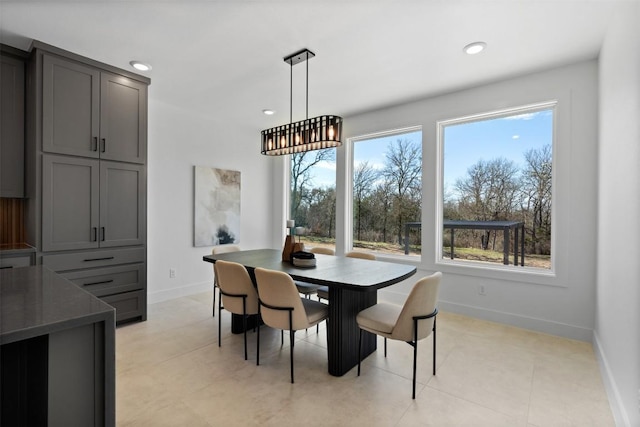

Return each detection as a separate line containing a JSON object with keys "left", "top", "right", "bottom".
{"left": 290, "top": 329, "right": 295, "bottom": 384}
{"left": 357, "top": 328, "right": 362, "bottom": 376}
{"left": 384, "top": 337, "right": 387, "bottom": 357}
{"left": 243, "top": 314, "right": 248, "bottom": 360}
{"left": 432, "top": 317, "right": 437, "bottom": 375}
{"left": 256, "top": 307, "right": 261, "bottom": 366}
{"left": 212, "top": 284, "right": 216, "bottom": 317}
{"left": 281, "top": 330, "right": 284, "bottom": 346}
{"left": 242, "top": 298, "right": 248, "bottom": 360}
{"left": 413, "top": 318, "right": 419, "bottom": 399}
{"left": 218, "top": 293, "right": 223, "bottom": 347}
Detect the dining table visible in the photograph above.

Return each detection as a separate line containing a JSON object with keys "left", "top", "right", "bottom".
{"left": 203, "top": 248, "right": 417, "bottom": 376}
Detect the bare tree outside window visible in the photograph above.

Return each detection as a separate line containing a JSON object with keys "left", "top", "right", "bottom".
{"left": 288, "top": 128, "right": 423, "bottom": 256}
{"left": 441, "top": 105, "right": 554, "bottom": 269}
{"left": 351, "top": 129, "right": 422, "bottom": 256}
{"left": 290, "top": 149, "right": 337, "bottom": 249}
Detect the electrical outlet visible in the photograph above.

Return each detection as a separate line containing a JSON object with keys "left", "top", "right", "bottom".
{"left": 169, "top": 268, "right": 176, "bottom": 278}
{"left": 478, "top": 284, "right": 486, "bottom": 296}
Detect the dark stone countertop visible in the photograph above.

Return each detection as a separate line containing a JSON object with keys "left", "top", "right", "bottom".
{"left": 0, "top": 243, "right": 36, "bottom": 257}
{"left": 0, "top": 243, "right": 36, "bottom": 255}
{"left": 1, "top": 266, "right": 115, "bottom": 345}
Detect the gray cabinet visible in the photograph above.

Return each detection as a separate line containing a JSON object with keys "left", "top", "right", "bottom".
{"left": 42, "top": 54, "right": 146, "bottom": 164}
{"left": 1, "top": 51, "right": 25, "bottom": 197}
{"left": 99, "top": 73, "right": 147, "bottom": 164}
{"left": 42, "top": 155, "right": 99, "bottom": 252}
{"left": 45, "top": 249, "right": 147, "bottom": 322}
{"left": 42, "top": 54, "right": 99, "bottom": 158}
{"left": 42, "top": 154, "right": 145, "bottom": 252}
{"left": 0, "top": 254, "right": 32, "bottom": 269}
{"left": 100, "top": 160, "right": 146, "bottom": 247}
{"left": 1, "top": 266, "right": 115, "bottom": 426}
{"left": 28, "top": 41, "right": 149, "bottom": 324}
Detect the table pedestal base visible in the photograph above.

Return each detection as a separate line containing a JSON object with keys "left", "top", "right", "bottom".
{"left": 327, "top": 287, "right": 377, "bottom": 376}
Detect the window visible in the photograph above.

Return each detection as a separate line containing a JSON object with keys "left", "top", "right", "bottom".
{"left": 290, "top": 148, "right": 337, "bottom": 251}
{"left": 438, "top": 102, "right": 555, "bottom": 270}
{"left": 350, "top": 127, "right": 422, "bottom": 257}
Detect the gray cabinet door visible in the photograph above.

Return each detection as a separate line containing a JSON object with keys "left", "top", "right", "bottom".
{"left": 99, "top": 161, "right": 145, "bottom": 247}
{"left": 100, "top": 73, "right": 147, "bottom": 164}
{"left": 42, "top": 54, "right": 100, "bottom": 158}
{"left": 42, "top": 155, "right": 100, "bottom": 251}
{"left": 1, "top": 54, "right": 25, "bottom": 197}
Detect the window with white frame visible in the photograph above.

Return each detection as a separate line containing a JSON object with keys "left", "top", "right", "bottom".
{"left": 350, "top": 127, "right": 422, "bottom": 258}
{"left": 438, "top": 102, "right": 555, "bottom": 270}
{"left": 289, "top": 149, "right": 337, "bottom": 251}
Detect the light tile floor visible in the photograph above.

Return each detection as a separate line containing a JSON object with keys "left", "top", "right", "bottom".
{"left": 116, "top": 291, "right": 614, "bottom": 426}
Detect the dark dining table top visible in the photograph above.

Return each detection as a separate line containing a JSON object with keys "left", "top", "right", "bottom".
{"left": 203, "top": 248, "right": 417, "bottom": 291}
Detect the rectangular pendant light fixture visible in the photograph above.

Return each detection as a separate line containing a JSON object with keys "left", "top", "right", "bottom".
{"left": 261, "top": 49, "right": 343, "bottom": 156}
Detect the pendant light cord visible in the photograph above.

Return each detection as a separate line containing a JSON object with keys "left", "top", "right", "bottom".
{"left": 306, "top": 51, "right": 309, "bottom": 120}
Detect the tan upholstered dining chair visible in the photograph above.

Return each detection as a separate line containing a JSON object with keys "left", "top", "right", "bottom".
{"left": 316, "top": 250, "right": 375, "bottom": 302}
{"left": 255, "top": 267, "right": 329, "bottom": 383}
{"left": 356, "top": 271, "right": 441, "bottom": 399}
{"left": 308, "top": 247, "right": 336, "bottom": 256}
{"left": 215, "top": 260, "right": 259, "bottom": 360}
{"left": 295, "top": 246, "right": 336, "bottom": 300}
{"left": 211, "top": 245, "right": 240, "bottom": 316}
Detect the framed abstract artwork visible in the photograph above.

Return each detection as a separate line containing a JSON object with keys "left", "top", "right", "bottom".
{"left": 194, "top": 166, "right": 241, "bottom": 247}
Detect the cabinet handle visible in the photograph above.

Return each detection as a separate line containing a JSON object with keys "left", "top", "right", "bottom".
{"left": 100, "top": 227, "right": 105, "bottom": 241}
{"left": 83, "top": 256, "right": 115, "bottom": 262}
{"left": 0, "top": 266, "right": 13, "bottom": 269}
{"left": 92, "top": 227, "right": 97, "bottom": 242}
{"left": 100, "top": 138, "right": 106, "bottom": 153}
{"left": 93, "top": 137, "right": 98, "bottom": 151}
{"left": 84, "top": 279, "right": 114, "bottom": 286}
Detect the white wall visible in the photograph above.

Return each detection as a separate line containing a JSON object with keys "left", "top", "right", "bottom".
{"left": 150, "top": 58, "right": 601, "bottom": 344}
{"left": 335, "top": 61, "right": 599, "bottom": 341}
{"left": 146, "top": 98, "right": 274, "bottom": 302}
{"left": 595, "top": 3, "right": 640, "bottom": 426}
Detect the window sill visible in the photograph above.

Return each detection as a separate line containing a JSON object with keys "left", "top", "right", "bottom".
{"left": 434, "top": 258, "right": 562, "bottom": 287}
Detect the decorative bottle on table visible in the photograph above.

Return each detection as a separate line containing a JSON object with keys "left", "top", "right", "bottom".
{"left": 282, "top": 220, "right": 304, "bottom": 262}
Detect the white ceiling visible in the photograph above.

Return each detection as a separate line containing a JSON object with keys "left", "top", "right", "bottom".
{"left": 0, "top": 0, "right": 632, "bottom": 131}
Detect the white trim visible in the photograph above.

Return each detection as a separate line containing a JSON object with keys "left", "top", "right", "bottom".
{"left": 593, "top": 331, "right": 632, "bottom": 427}
{"left": 148, "top": 280, "right": 212, "bottom": 304}
{"left": 345, "top": 125, "right": 423, "bottom": 257}
{"left": 435, "top": 101, "right": 558, "bottom": 278}
{"left": 348, "top": 125, "right": 423, "bottom": 143}
{"left": 342, "top": 136, "right": 354, "bottom": 256}
{"left": 438, "top": 300, "right": 593, "bottom": 341}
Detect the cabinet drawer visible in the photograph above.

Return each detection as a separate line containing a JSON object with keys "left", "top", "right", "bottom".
{"left": 102, "top": 290, "right": 145, "bottom": 323}
{"left": 59, "top": 264, "right": 145, "bottom": 297}
{"left": 0, "top": 254, "right": 33, "bottom": 269}
{"left": 42, "top": 247, "right": 144, "bottom": 272}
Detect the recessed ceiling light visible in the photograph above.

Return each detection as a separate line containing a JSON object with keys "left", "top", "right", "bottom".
{"left": 129, "top": 60, "right": 152, "bottom": 71}
{"left": 262, "top": 109, "right": 275, "bottom": 115}
{"left": 463, "top": 42, "right": 486, "bottom": 55}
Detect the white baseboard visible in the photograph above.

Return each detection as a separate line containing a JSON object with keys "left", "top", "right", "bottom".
{"left": 148, "top": 281, "right": 212, "bottom": 304}
{"left": 436, "top": 300, "right": 593, "bottom": 341}
{"left": 593, "top": 331, "right": 631, "bottom": 427}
